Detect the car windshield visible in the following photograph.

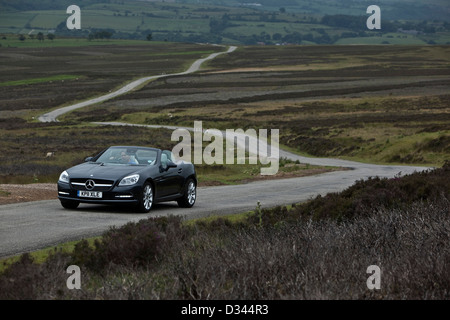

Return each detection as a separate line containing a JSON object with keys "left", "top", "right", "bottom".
{"left": 95, "top": 147, "right": 158, "bottom": 166}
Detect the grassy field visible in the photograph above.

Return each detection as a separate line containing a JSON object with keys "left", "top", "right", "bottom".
{"left": 0, "top": 36, "right": 168, "bottom": 48}
{"left": 1, "top": 0, "right": 450, "bottom": 45}
{"left": 0, "top": 74, "right": 80, "bottom": 86}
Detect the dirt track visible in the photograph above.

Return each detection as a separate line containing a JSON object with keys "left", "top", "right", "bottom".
{"left": 38, "top": 46, "right": 237, "bottom": 122}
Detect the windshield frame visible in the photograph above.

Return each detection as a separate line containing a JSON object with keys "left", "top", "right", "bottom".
{"left": 93, "top": 146, "right": 159, "bottom": 166}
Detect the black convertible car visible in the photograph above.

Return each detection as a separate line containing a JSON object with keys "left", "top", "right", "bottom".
{"left": 57, "top": 146, "right": 197, "bottom": 213}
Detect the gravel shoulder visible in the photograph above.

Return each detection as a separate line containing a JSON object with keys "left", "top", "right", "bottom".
{"left": 0, "top": 184, "right": 57, "bottom": 205}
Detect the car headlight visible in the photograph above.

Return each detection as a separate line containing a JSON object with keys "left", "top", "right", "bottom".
{"left": 119, "top": 174, "right": 140, "bottom": 186}
{"left": 59, "top": 171, "right": 69, "bottom": 183}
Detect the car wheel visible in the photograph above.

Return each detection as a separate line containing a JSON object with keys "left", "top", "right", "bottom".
{"left": 137, "top": 182, "right": 154, "bottom": 213}
{"left": 177, "top": 179, "right": 196, "bottom": 208}
{"left": 60, "top": 199, "right": 80, "bottom": 210}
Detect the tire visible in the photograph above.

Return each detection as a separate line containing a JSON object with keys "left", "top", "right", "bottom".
{"left": 177, "top": 179, "right": 196, "bottom": 208}
{"left": 60, "top": 199, "right": 80, "bottom": 210}
{"left": 136, "top": 182, "right": 154, "bottom": 213}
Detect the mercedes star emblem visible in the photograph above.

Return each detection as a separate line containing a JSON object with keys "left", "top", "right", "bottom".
{"left": 85, "top": 179, "right": 95, "bottom": 190}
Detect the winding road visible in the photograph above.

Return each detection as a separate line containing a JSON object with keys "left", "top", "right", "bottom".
{"left": 0, "top": 46, "right": 432, "bottom": 258}
{"left": 38, "top": 46, "right": 237, "bottom": 122}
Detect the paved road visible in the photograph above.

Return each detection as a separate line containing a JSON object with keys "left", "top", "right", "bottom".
{"left": 0, "top": 44, "right": 432, "bottom": 258}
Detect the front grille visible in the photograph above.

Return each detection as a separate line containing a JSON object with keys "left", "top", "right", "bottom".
{"left": 70, "top": 178, "right": 115, "bottom": 191}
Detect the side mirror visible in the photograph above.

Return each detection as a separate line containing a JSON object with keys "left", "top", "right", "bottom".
{"left": 161, "top": 160, "right": 177, "bottom": 171}
{"left": 167, "top": 160, "right": 177, "bottom": 168}
{"left": 85, "top": 157, "right": 94, "bottom": 162}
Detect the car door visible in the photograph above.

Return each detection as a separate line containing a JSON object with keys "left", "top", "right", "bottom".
{"left": 155, "top": 151, "right": 183, "bottom": 198}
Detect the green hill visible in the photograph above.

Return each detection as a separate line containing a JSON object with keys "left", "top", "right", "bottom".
{"left": 1, "top": 0, "right": 449, "bottom": 45}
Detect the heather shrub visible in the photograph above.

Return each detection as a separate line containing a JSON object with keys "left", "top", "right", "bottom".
{"left": 0, "top": 254, "right": 42, "bottom": 299}
{"left": 194, "top": 216, "right": 245, "bottom": 233}
{"left": 0, "top": 252, "right": 73, "bottom": 299}
{"left": 245, "top": 204, "right": 293, "bottom": 227}
{"left": 70, "top": 215, "right": 186, "bottom": 272}
{"left": 247, "top": 162, "right": 449, "bottom": 226}
{"left": 165, "top": 199, "right": 450, "bottom": 300}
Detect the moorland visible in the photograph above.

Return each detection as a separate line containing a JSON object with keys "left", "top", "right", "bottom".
{"left": 69, "top": 44, "right": 450, "bottom": 167}
{"left": 1, "top": 43, "right": 449, "bottom": 185}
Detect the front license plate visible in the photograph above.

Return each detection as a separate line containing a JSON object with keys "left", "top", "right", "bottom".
{"left": 78, "top": 191, "right": 103, "bottom": 198}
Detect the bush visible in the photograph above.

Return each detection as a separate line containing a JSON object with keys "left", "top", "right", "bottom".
{"left": 70, "top": 215, "right": 186, "bottom": 272}
{"left": 246, "top": 162, "right": 449, "bottom": 226}
{"left": 168, "top": 199, "right": 450, "bottom": 299}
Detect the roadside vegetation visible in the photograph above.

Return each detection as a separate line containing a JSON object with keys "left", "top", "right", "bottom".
{"left": 1, "top": 162, "right": 448, "bottom": 299}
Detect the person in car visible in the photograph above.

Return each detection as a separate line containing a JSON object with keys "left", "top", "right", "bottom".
{"left": 120, "top": 152, "right": 138, "bottom": 164}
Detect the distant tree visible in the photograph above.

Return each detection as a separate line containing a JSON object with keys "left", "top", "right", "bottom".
{"left": 282, "top": 31, "right": 303, "bottom": 44}
{"left": 89, "top": 30, "right": 114, "bottom": 40}
{"left": 321, "top": 14, "right": 366, "bottom": 30}
{"left": 19, "top": 34, "right": 26, "bottom": 41}
{"left": 37, "top": 32, "right": 44, "bottom": 41}
{"left": 47, "top": 34, "right": 55, "bottom": 41}
{"left": 146, "top": 33, "right": 152, "bottom": 41}
{"left": 100, "top": 31, "right": 113, "bottom": 39}
{"left": 424, "top": 26, "right": 436, "bottom": 33}
{"left": 56, "top": 21, "right": 66, "bottom": 32}
{"left": 272, "top": 33, "right": 282, "bottom": 41}
{"left": 209, "top": 14, "right": 232, "bottom": 34}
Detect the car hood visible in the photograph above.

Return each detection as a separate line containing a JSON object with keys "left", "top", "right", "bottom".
{"left": 67, "top": 162, "right": 146, "bottom": 181}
